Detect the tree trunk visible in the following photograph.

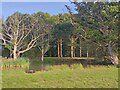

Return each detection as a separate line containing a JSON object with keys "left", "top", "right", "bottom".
{"left": 87, "top": 48, "right": 89, "bottom": 57}
{"left": 87, "top": 46, "right": 89, "bottom": 57}
{"left": 79, "top": 39, "right": 82, "bottom": 57}
{"left": 13, "top": 33, "right": 18, "bottom": 60}
{"left": 108, "top": 43, "right": 119, "bottom": 65}
{"left": 71, "top": 36, "right": 74, "bottom": 58}
{"left": 58, "top": 41, "right": 60, "bottom": 57}
{"left": 13, "top": 45, "right": 17, "bottom": 60}
{"left": 41, "top": 36, "right": 44, "bottom": 62}
{"left": 41, "top": 45, "right": 44, "bottom": 62}
{"left": 73, "top": 47, "right": 76, "bottom": 57}
{"left": 71, "top": 46, "right": 74, "bottom": 58}
{"left": 59, "top": 38, "right": 63, "bottom": 57}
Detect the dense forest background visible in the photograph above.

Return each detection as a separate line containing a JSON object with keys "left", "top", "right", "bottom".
{"left": 1, "top": 2, "right": 119, "bottom": 65}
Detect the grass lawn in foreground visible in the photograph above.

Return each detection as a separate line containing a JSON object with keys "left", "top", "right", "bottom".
{"left": 2, "top": 64, "right": 118, "bottom": 88}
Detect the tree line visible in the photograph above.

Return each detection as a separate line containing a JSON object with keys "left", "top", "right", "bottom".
{"left": 0, "top": 2, "right": 119, "bottom": 65}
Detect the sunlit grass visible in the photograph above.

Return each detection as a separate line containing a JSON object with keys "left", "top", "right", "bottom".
{"left": 2, "top": 63, "right": 118, "bottom": 88}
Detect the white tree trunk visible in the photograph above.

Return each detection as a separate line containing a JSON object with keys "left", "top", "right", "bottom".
{"left": 71, "top": 36, "right": 74, "bottom": 58}
{"left": 41, "top": 44, "right": 44, "bottom": 62}
{"left": 87, "top": 48, "right": 89, "bottom": 57}
{"left": 79, "top": 39, "right": 82, "bottom": 57}
{"left": 108, "top": 43, "right": 119, "bottom": 65}
{"left": 13, "top": 45, "right": 17, "bottom": 60}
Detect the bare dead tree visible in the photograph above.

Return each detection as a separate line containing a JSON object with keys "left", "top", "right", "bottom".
{"left": 2, "top": 12, "right": 43, "bottom": 59}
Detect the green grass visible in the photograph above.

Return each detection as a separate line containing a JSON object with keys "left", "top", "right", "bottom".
{"left": 2, "top": 57, "right": 29, "bottom": 65}
{"left": 2, "top": 63, "right": 118, "bottom": 88}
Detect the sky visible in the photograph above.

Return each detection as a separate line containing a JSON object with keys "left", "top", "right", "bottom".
{"left": 1, "top": 2, "right": 77, "bottom": 19}
{"left": 1, "top": 0, "right": 72, "bottom": 2}
{"left": 0, "top": 3, "right": 2, "bottom": 18}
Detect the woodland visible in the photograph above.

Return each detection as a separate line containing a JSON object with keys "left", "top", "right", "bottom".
{"left": 0, "top": 2, "right": 119, "bottom": 88}
{"left": 1, "top": 2, "right": 119, "bottom": 65}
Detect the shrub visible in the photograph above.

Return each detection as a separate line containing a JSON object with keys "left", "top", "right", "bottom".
{"left": 16, "top": 57, "right": 29, "bottom": 64}
{"left": 116, "top": 64, "right": 120, "bottom": 68}
{"left": 2, "top": 57, "right": 29, "bottom": 66}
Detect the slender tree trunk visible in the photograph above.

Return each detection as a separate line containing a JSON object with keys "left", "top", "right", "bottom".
{"left": 73, "top": 47, "right": 76, "bottom": 57}
{"left": 86, "top": 45, "right": 89, "bottom": 57}
{"left": 59, "top": 38, "right": 63, "bottom": 57}
{"left": 41, "top": 35, "right": 44, "bottom": 62}
{"left": 108, "top": 43, "right": 118, "bottom": 65}
{"left": 41, "top": 45, "right": 44, "bottom": 62}
{"left": 58, "top": 41, "right": 60, "bottom": 57}
{"left": 71, "top": 36, "right": 74, "bottom": 58}
{"left": 13, "top": 45, "right": 17, "bottom": 60}
{"left": 87, "top": 48, "right": 89, "bottom": 57}
{"left": 79, "top": 39, "right": 82, "bottom": 57}
{"left": 71, "top": 46, "right": 74, "bottom": 58}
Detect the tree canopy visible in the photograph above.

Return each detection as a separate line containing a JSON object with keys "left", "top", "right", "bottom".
{"left": 1, "top": 2, "right": 119, "bottom": 65}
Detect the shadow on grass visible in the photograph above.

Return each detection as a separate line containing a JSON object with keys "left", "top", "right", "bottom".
{"left": 26, "top": 57, "right": 114, "bottom": 73}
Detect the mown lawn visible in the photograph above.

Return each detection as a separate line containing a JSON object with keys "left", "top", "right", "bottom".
{"left": 2, "top": 63, "right": 118, "bottom": 88}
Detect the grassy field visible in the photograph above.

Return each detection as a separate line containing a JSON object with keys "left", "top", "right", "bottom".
{"left": 1, "top": 57, "right": 119, "bottom": 88}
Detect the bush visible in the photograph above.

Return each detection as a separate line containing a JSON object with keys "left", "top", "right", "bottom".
{"left": 116, "top": 64, "right": 120, "bottom": 68}
{"left": 2, "top": 57, "right": 29, "bottom": 66}
{"left": 17, "top": 57, "right": 29, "bottom": 62}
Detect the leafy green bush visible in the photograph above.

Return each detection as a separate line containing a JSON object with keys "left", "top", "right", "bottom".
{"left": 2, "top": 57, "right": 29, "bottom": 66}
{"left": 16, "top": 57, "right": 30, "bottom": 64}
{"left": 116, "top": 64, "right": 120, "bottom": 68}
